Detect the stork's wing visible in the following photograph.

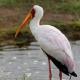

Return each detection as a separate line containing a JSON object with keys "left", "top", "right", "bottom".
{"left": 36, "top": 25, "right": 74, "bottom": 68}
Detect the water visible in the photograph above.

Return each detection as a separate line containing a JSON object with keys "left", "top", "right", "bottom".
{"left": 0, "top": 41, "right": 80, "bottom": 80}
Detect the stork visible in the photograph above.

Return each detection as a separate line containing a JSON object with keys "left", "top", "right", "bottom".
{"left": 15, "top": 5, "right": 77, "bottom": 80}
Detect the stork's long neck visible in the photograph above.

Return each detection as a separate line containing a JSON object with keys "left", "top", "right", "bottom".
{"left": 29, "top": 7, "right": 43, "bottom": 35}
{"left": 29, "top": 16, "right": 41, "bottom": 35}
{"left": 30, "top": 18, "right": 40, "bottom": 28}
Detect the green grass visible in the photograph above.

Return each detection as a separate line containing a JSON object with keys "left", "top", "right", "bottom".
{"left": 0, "top": 0, "right": 80, "bottom": 46}
{"left": 52, "top": 1, "right": 80, "bottom": 14}
{"left": 44, "top": 20, "right": 80, "bottom": 40}
{"left": 0, "top": 20, "right": 79, "bottom": 46}
{"left": 15, "top": 73, "right": 31, "bottom": 80}
{"left": 0, "top": 26, "right": 35, "bottom": 47}
{"left": 0, "top": 0, "right": 17, "bottom": 7}
{"left": 0, "top": 0, "right": 32, "bottom": 8}
{"left": 0, "top": 0, "right": 80, "bottom": 14}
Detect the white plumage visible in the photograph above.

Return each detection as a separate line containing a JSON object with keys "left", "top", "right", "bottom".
{"left": 29, "top": 5, "right": 75, "bottom": 73}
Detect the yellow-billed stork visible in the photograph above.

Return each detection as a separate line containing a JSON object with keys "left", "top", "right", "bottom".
{"left": 15, "top": 5, "right": 77, "bottom": 80}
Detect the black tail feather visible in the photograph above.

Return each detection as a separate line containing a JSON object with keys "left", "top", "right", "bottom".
{"left": 70, "top": 72, "right": 77, "bottom": 77}
{"left": 42, "top": 49, "right": 77, "bottom": 77}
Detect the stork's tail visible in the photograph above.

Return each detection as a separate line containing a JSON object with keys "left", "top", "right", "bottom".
{"left": 70, "top": 71, "right": 77, "bottom": 77}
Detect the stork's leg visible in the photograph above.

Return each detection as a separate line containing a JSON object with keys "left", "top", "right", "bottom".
{"left": 59, "top": 71, "right": 62, "bottom": 80}
{"left": 48, "top": 57, "right": 52, "bottom": 80}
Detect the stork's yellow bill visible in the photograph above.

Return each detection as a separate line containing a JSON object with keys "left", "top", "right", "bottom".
{"left": 15, "top": 8, "right": 35, "bottom": 38}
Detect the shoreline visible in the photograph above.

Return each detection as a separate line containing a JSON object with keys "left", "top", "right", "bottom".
{"left": 0, "top": 29, "right": 80, "bottom": 47}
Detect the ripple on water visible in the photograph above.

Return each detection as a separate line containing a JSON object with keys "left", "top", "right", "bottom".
{"left": 33, "top": 60, "right": 39, "bottom": 64}
{"left": 23, "top": 62, "right": 28, "bottom": 65}
{"left": 8, "top": 62, "right": 13, "bottom": 65}
{"left": 0, "top": 67, "right": 5, "bottom": 72}
{"left": 0, "top": 42, "right": 79, "bottom": 80}
{"left": 42, "top": 62, "right": 47, "bottom": 65}
{"left": 17, "top": 66, "right": 22, "bottom": 70}
{"left": 12, "top": 56, "right": 17, "bottom": 60}
{"left": 5, "top": 72, "right": 12, "bottom": 76}
{"left": 25, "top": 73, "right": 32, "bottom": 77}
{"left": 26, "top": 68, "right": 31, "bottom": 71}
{"left": 35, "top": 71, "right": 40, "bottom": 74}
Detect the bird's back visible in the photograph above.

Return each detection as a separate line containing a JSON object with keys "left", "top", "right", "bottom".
{"left": 36, "top": 25, "right": 73, "bottom": 58}
{"left": 34, "top": 25, "right": 75, "bottom": 73}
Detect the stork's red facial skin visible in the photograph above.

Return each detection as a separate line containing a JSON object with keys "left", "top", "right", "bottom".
{"left": 31, "top": 8, "right": 35, "bottom": 18}
{"left": 15, "top": 8, "right": 35, "bottom": 38}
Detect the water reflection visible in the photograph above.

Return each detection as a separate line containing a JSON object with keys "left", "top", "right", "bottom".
{"left": 0, "top": 42, "right": 79, "bottom": 80}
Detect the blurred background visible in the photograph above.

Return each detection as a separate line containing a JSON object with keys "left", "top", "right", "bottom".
{"left": 0, "top": 0, "right": 80, "bottom": 46}
{"left": 0, "top": 1, "right": 79, "bottom": 80}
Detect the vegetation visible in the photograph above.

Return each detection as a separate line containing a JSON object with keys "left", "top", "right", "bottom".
{"left": 1, "top": 0, "right": 80, "bottom": 14}
{"left": 0, "top": 0, "right": 80, "bottom": 46}
{"left": 15, "top": 73, "right": 31, "bottom": 80}
{"left": 0, "top": 26, "right": 35, "bottom": 47}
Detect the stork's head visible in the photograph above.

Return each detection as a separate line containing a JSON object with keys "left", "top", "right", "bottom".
{"left": 33, "top": 5, "right": 43, "bottom": 19}
{"left": 15, "top": 5, "right": 43, "bottom": 38}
